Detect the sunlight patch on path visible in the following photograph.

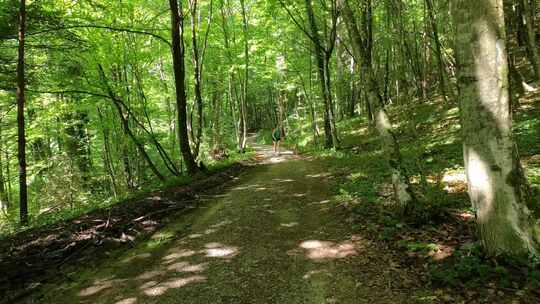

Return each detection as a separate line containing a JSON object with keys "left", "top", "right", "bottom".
{"left": 141, "top": 275, "right": 206, "bottom": 297}
{"left": 293, "top": 235, "right": 367, "bottom": 262}
{"left": 115, "top": 297, "right": 137, "bottom": 304}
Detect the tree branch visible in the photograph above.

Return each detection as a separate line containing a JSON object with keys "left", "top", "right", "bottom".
{"left": 278, "top": 0, "right": 319, "bottom": 47}
{"left": 2, "top": 25, "right": 172, "bottom": 47}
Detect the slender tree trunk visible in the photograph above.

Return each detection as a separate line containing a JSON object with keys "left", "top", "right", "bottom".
{"left": 189, "top": 0, "right": 210, "bottom": 159}
{"left": 17, "top": 0, "right": 28, "bottom": 225}
{"left": 425, "top": 0, "right": 449, "bottom": 102}
{"left": 169, "top": 0, "right": 199, "bottom": 175}
{"left": 349, "top": 59, "right": 357, "bottom": 117}
{"left": 158, "top": 54, "right": 178, "bottom": 167}
{"left": 341, "top": 0, "right": 415, "bottom": 212}
{"left": 304, "top": 0, "right": 337, "bottom": 148}
{"left": 63, "top": 98, "right": 92, "bottom": 184}
{"left": 132, "top": 68, "right": 180, "bottom": 176}
{"left": 121, "top": 143, "right": 135, "bottom": 189}
{"left": 0, "top": 124, "right": 9, "bottom": 210}
{"left": 97, "top": 107, "right": 118, "bottom": 198}
{"left": 336, "top": 32, "right": 347, "bottom": 120}
{"left": 324, "top": 57, "right": 340, "bottom": 146}
{"left": 99, "top": 65, "right": 166, "bottom": 181}
{"left": 519, "top": 0, "right": 540, "bottom": 80}
{"left": 219, "top": 1, "right": 243, "bottom": 150}
{"left": 239, "top": 0, "right": 249, "bottom": 152}
{"left": 211, "top": 88, "right": 222, "bottom": 152}
{"left": 228, "top": 75, "right": 240, "bottom": 146}
{"left": 453, "top": 0, "right": 539, "bottom": 256}
{"left": 5, "top": 146, "right": 12, "bottom": 205}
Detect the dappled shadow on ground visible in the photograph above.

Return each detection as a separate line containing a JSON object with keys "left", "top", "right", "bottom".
{"left": 75, "top": 224, "right": 241, "bottom": 303}
{"left": 0, "top": 164, "right": 248, "bottom": 304}
{"left": 38, "top": 142, "right": 425, "bottom": 304}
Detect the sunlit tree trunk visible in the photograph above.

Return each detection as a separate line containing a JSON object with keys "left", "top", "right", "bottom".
{"left": 17, "top": 0, "right": 28, "bottom": 225}
{"left": 169, "top": 0, "right": 200, "bottom": 175}
{"left": 239, "top": 0, "right": 249, "bottom": 152}
{"left": 341, "top": 0, "right": 415, "bottom": 213}
{"left": 453, "top": 0, "right": 539, "bottom": 256}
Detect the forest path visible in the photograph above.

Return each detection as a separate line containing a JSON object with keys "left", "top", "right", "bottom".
{"left": 39, "top": 141, "right": 425, "bottom": 304}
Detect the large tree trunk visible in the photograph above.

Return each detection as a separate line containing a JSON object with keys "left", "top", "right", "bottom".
{"left": 453, "top": 0, "right": 539, "bottom": 256}
{"left": 169, "top": 0, "right": 199, "bottom": 175}
{"left": 17, "top": 0, "right": 28, "bottom": 225}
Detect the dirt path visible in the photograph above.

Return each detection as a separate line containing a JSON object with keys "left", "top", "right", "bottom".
{"left": 36, "top": 142, "right": 428, "bottom": 304}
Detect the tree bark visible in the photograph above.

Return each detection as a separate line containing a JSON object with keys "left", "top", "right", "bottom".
{"left": 453, "top": 0, "right": 539, "bottom": 256}
{"left": 169, "top": 0, "right": 199, "bottom": 175}
{"left": 17, "top": 0, "right": 28, "bottom": 225}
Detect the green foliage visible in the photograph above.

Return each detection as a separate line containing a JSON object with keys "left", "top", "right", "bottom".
{"left": 0, "top": 151, "right": 251, "bottom": 238}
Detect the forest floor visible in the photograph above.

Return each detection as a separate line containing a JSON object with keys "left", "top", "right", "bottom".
{"left": 25, "top": 140, "right": 441, "bottom": 304}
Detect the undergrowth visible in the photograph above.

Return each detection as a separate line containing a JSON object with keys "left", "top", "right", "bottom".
{"left": 272, "top": 93, "right": 540, "bottom": 300}
{"left": 0, "top": 150, "right": 254, "bottom": 238}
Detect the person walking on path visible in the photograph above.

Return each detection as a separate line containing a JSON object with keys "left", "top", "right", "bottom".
{"left": 272, "top": 126, "right": 282, "bottom": 155}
